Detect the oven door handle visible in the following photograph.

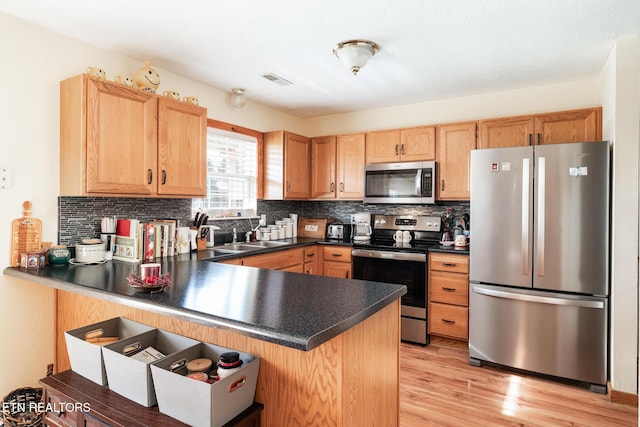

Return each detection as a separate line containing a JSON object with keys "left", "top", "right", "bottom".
{"left": 351, "top": 249, "right": 426, "bottom": 263}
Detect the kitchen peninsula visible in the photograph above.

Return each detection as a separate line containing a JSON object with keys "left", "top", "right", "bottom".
{"left": 4, "top": 254, "right": 405, "bottom": 427}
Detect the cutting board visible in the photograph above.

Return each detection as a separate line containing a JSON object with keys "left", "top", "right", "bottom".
{"left": 297, "top": 218, "right": 332, "bottom": 239}
{"left": 11, "top": 201, "right": 43, "bottom": 266}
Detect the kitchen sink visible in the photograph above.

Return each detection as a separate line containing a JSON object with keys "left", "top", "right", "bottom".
{"left": 242, "top": 240, "right": 290, "bottom": 247}
{"left": 212, "top": 240, "right": 293, "bottom": 256}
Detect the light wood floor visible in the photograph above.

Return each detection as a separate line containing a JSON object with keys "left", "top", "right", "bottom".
{"left": 400, "top": 341, "right": 638, "bottom": 427}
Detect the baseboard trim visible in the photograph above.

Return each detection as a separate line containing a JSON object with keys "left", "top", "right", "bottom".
{"left": 608, "top": 382, "right": 638, "bottom": 407}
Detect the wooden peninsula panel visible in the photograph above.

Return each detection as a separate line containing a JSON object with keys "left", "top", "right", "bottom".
{"left": 54, "top": 290, "right": 400, "bottom": 427}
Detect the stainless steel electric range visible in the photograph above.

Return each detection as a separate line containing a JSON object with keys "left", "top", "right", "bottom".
{"left": 351, "top": 214, "right": 442, "bottom": 344}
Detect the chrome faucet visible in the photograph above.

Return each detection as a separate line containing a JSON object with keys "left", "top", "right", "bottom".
{"left": 232, "top": 227, "right": 237, "bottom": 244}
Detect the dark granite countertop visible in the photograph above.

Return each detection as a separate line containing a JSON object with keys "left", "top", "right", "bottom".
{"left": 428, "top": 244, "right": 470, "bottom": 255}
{"left": 4, "top": 245, "right": 405, "bottom": 352}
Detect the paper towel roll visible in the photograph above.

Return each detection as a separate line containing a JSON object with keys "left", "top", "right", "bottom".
{"left": 289, "top": 213, "right": 298, "bottom": 237}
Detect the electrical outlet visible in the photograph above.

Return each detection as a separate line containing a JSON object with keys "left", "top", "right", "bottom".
{"left": 0, "top": 168, "right": 12, "bottom": 189}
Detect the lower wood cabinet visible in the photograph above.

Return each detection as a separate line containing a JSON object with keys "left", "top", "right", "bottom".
{"left": 219, "top": 245, "right": 352, "bottom": 278}
{"left": 428, "top": 252, "right": 469, "bottom": 341}
{"left": 219, "top": 247, "right": 305, "bottom": 272}
{"left": 303, "top": 245, "right": 319, "bottom": 274}
{"left": 322, "top": 246, "right": 352, "bottom": 279}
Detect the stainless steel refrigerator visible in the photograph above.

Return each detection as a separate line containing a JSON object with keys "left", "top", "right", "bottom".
{"left": 469, "top": 141, "right": 610, "bottom": 393}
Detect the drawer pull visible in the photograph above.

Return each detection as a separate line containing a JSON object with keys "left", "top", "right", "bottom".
{"left": 441, "top": 318, "right": 456, "bottom": 324}
{"left": 442, "top": 262, "right": 457, "bottom": 267}
{"left": 331, "top": 253, "right": 343, "bottom": 257}
{"left": 306, "top": 253, "right": 315, "bottom": 257}
{"left": 442, "top": 287, "right": 456, "bottom": 292}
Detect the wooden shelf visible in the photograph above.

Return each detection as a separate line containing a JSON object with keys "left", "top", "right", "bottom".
{"left": 40, "top": 370, "right": 262, "bottom": 427}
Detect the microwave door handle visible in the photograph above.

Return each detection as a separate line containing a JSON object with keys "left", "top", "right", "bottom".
{"left": 416, "top": 169, "right": 422, "bottom": 196}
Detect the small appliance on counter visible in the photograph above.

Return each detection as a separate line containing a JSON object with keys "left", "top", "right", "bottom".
{"left": 327, "top": 223, "right": 344, "bottom": 240}
{"left": 350, "top": 213, "right": 372, "bottom": 242}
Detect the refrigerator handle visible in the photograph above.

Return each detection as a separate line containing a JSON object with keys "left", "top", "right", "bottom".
{"left": 537, "top": 157, "right": 546, "bottom": 277}
{"left": 521, "top": 158, "right": 530, "bottom": 276}
{"left": 472, "top": 286, "right": 605, "bottom": 309}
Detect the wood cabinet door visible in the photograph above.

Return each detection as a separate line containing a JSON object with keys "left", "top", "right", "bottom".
{"left": 365, "top": 130, "right": 400, "bottom": 164}
{"left": 436, "top": 122, "right": 477, "bottom": 200}
{"left": 534, "top": 107, "right": 602, "bottom": 145}
{"left": 400, "top": 126, "right": 436, "bottom": 161}
{"left": 157, "top": 99, "right": 207, "bottom": 196}
{"left": 303, "top": 246, "right": 319, "bottom": 275}
{"left": 478, "top": 116, "right": 535, "bottom": 148}
{"left": 284, "top": 132, "right": 311, "bottom": 199}
{"left": 337, "top": 133, "right": 365, "bottom": 199}
{"left": 85, "top": 77, "right": 157, "bottom": 195}
{"left": 323, "top": 261, "right": 352, "bottom": 279}
{"left": 311, "top": 136, "right": 336, "bottom": 199}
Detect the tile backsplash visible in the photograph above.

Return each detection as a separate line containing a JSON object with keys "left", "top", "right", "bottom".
{"left": 59, "top": 197, "right": 469, "bottom": 245}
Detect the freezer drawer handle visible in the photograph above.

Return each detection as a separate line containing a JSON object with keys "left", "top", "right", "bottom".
{"left": 472, "top": 286, "right": 605, "bottom": 309}
{"left": 442, "top": 318, "right": 456, "bottom": 324}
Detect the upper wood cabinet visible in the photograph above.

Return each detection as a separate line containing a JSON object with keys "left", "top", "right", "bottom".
{"left": 337, "top": 133, "right": 366, "bottom": 199}
{"left": 60, "top": 74, "right": 207, "bottom": 197}
{"left": 366, "top": 130, "right": 400, "bottom": 163}
{"left": 365, "top": 127, "right": 436, "bottom": 164}
{"left": 400, "top": 126, "right": 436, "bottom": 161}
{"left": 263, "top": 130, "right": 310, "bottom": 199}
{"left": 436, "top": 121, "right": 477, "bottom": 201}
{"left": 310, "top": 136, "right": 336, "bottom": 199}
{"left": 478, "top": 107, "right": 602, "bottom": 149}
{"left": 311, "top": 133, "right": 365, "bottom": 200}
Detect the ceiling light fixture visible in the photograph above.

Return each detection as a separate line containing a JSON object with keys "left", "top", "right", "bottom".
{"left": 333, "top": 39, "right": 379, "bottom": 75}
{"left": 229, "top": 88, "right": 246, "bottom": 109}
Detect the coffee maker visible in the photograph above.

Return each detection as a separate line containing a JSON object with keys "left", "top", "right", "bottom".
{"left": 350, "top": 213, "right": 372, "bottom": 242}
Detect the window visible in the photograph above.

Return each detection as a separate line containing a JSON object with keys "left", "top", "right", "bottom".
{"left": 192, "top": 127, "right": 257, "bottom": 217}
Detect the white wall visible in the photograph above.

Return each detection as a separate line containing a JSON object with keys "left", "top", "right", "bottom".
{"left": 304, "top": 79, "right": 601, "bottom": 137}
{"left": 1, "top": 12, "right": 637, "bottom": 397}
{"left": 0, "top": 12, "right": 304, "bottom": 395}
{"left": 599, "top": 35, "right": 640, "bottom": 395}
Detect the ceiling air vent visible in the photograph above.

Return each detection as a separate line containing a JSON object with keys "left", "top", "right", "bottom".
{"left": 261, "top": 73, "right": 293, "bottom": 86}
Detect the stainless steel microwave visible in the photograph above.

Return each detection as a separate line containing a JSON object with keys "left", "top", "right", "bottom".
{"left": 363, "top": 161, "right": 436, "bottom": 204}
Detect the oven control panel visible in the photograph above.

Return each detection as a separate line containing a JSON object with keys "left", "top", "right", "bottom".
{"left": 373, "top": 215, "right": 441, "bottom": 232}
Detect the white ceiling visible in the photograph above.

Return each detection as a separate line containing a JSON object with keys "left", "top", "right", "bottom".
{"left": 2, "top": 0, "right": 639, "bottom": 118}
